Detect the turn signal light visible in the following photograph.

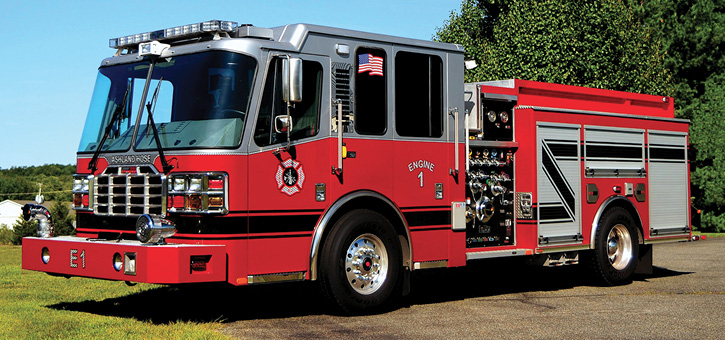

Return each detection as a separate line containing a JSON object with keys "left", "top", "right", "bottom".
{"left": 208, "top": 196, "right": 224, "bottom": 207}
{"left": 187, "top": 194, "right": 202, "bottom": 210}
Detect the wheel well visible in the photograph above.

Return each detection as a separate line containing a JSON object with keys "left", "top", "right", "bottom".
{"left": 590, "top": 196, "right": 644, "bottom": 248}
{"left": 309, "top": 191, "right": 411, "bottom": 281}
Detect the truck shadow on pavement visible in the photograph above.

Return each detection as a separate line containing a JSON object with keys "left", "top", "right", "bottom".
{"left": 47, "top": 258, "right": 691, "bottom": 323}
{"left": 406, "top": 259, "right": 691, "bottom": 306}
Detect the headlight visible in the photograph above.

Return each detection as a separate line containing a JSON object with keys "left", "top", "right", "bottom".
{"left": 73, "top": 179, "right": 83, "bottom": 192}
{"left": 172, "top": 177, "right": 186, "bottom": 191}
{"left": 188, "top": 177, "right": 202, "bottom": 192}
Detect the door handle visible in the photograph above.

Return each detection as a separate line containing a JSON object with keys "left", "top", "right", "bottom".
{"left": 450, "top": 107, "right": 459, "bottom": 177}
{"left": 333, "top": 99, "right": 343, "bottom": 175}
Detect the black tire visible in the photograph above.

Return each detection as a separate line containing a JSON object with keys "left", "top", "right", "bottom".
{"left": 588, "top": 207, "right": 640, "bottom": 285}
{"left": 318, "top": 209, "right": 402, "bottom": 314}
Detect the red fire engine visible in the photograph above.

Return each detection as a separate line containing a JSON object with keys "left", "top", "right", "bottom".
{"left": 21, "top": 20, "right": 691, "bottom": 313}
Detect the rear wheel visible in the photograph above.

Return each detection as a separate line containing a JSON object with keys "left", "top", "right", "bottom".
{"left": 319, "top": 209, "right": 402, "bottom": 314}
{"left": 589, "top": 207, "right": 640, "bottom": 285}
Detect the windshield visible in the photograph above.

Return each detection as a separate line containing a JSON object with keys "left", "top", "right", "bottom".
{"left": 78, "top": 51, "right": 256, "bottom": 153}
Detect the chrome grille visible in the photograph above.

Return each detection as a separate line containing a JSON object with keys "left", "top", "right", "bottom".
{"left": 94, "top": 167, "right": 165, "bottom": 217}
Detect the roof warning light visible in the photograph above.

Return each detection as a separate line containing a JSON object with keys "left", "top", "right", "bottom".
{"left": 109, "top": 20, "right": 238, "bottom": 49}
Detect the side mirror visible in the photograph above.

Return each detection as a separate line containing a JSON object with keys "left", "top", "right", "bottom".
{"left": 274, "top": 115, "right": 293, "bottom": 134}
{"left": 282, "top": 58, "right": 303, "bottom": 103}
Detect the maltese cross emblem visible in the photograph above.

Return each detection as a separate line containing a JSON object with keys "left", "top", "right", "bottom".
{"left": 276, "top": 158, "right": 306, "bottom": 196}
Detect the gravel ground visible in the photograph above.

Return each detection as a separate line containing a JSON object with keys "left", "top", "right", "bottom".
{"left": 221, "top": 238, "right": 725, "bottom": 340}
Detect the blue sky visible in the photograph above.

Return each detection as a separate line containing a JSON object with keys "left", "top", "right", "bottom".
{"left": 0, "top": 0, "right": 461, "bottom": 169}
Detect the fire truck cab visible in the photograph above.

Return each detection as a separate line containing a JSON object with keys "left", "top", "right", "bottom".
{"left": 21, "top": 20, "right": 690, "bottom": 313}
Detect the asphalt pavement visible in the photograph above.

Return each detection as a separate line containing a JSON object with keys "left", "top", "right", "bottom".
{"left": 221, "top": 237, "right": 725, "bottom": 340}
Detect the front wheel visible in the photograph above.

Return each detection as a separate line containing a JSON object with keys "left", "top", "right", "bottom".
{"left": 588, "top": 207, "right": 640, "bottom": 285}
{"left": 319, "top": 209, "right": 402, "bottom": 314}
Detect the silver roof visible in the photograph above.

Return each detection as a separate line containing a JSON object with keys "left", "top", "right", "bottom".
{"left": 271, "top": 23, "right": 464, "bottom": 53}
{"left": 100, "top": 22, "right": 464, "bottom": 67}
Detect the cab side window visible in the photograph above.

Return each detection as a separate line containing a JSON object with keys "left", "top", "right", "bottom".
{"left": 354, "top": 47, "right": 387, "bottom": 135}
{"left": 395, "top": 51, "right": 443, "bottom": 138}
{"left": 254, "top": 58, "right": 322, "bottom": 147}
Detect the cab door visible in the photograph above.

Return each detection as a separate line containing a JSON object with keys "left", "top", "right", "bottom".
{"left": 391, "top": 49, "right": 459, "bottom": 265}
{"left": 247, "top": 53, "right": 331, "bottom": 276}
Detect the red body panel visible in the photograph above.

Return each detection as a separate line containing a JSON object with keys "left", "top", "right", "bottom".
{"left": 26, "top": 79, "right": 689, "bottom": 287}
{"left": 481, "top": 79, "right": 674, "bottom": 118}
{"left": 497, "top": 80, "right": 689, "bottom": 251}
{"left": 22, "top": 236, "right": 226, "bottom": 284}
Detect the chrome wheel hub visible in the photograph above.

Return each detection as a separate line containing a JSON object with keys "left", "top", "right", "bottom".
{"left": 607, "top": 224, "right": 633, "bottom": 270}
{"left": 345, "top": 233, "right": 388, "bottom": 295}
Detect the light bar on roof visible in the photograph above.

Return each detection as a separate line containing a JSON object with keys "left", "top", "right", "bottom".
{"left": 109, "top": 20, "right": 238, "bottom": 49}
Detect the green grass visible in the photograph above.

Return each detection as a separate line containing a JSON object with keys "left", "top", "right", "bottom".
{"left": 0, "top": 246, "right": 230, "bottom": 340}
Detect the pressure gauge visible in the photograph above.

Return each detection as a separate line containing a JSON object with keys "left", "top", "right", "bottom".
{"left": 487, "top": 110, "right": 497, "bottom": 122}
{"left": 499, "top": 111, "right": 509, "bottom": 123}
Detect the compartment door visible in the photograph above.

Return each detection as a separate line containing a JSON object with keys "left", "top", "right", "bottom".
{"left": 537, "top": 123, "right": 582, "bottom": 244}
{"left": 648, "top": 131, "right": 689, "bottom": 236}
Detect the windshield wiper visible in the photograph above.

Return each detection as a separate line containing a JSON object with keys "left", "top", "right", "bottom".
{"left": 88, "top": 82, "right": 130, "bottom": 173}
{"left": 145, "top": 77, "right": 174, "bottom": 174}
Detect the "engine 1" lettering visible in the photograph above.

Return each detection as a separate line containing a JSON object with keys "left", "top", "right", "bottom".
{"left": 408, "top": 160, "right": 435, "bottom": 172}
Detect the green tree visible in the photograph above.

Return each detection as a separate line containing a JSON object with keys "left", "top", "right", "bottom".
{"left": 435, "top": 0, "right": 670, "bottom": 94}
{"left": 50, "top": 201, "right": 76, "bottom": 236}
{"left": 11, "top": 217, "right": 37, "bottom": 245}
{"left": 0, "top": 225, "right": 13, "bottom": 245}
{"left": 0, "top": 176, "right": 35, "bottom": 201}
{"left": 437, "top": 0, "right": 725, "bottom": 231}
{"left": 629, "top": 0, "right": 725, "bottom": 231}
{"left": 689, "top": 73, "right": 725, "bottom": 232}
{"left": 0, "top": 164, "right": 75, "bottom": 201}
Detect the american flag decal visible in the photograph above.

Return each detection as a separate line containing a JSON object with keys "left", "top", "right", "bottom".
{"left": 358, "top": 53, "right": 384, "bottom": 76}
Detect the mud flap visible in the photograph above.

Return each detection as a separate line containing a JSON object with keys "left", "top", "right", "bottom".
{"left": 635, "top": 244, "right": 653, "bottom": 275}
{"left": 401, "top": 267, "right": 411, "bottom": 296}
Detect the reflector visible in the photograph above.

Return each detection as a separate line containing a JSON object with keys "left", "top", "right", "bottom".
{"left": 208, "top": 179, "right": 224, "bottom": 190}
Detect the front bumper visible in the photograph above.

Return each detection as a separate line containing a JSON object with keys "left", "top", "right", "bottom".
{"left": 22, "top": 236, "right": 226, "bottom": 284}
